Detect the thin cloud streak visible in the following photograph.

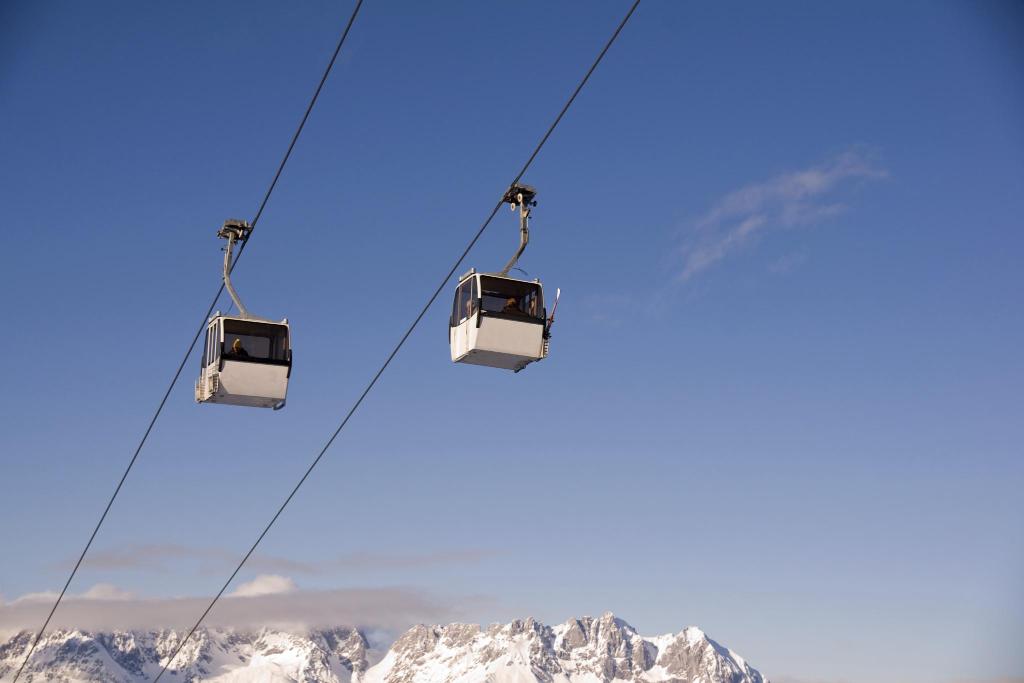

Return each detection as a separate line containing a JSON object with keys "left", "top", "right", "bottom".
{"left": 227, "top": 574, "right": 297, "bottom": 598}
{"left": 0, "top": 585, "right": 472, "bottom": 632}
{"left": 677, "top": 149, "right": 886, "bottom": 281}
{"left": 73, "top": 543, "right": 502, "bottom": 575}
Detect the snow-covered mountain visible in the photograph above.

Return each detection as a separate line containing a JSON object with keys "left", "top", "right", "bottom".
{"left": 0, "top": 613, "right": 766, "bottom": 683}
{"left": 365, "top": 614, "right": 765, "bottom": 683}
{"left": 0, "top": 627, "right": 368, "bottom": 683}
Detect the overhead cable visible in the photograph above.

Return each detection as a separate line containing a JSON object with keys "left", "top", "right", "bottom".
{"left": 151, "top": 2, "right": 641, "bottom": 679}
{"left": 9, "top": 3, "right": 366, "bottom": 680}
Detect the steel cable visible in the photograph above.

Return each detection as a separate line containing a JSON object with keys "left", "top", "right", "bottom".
{"left": 151, "top": 2, "right": 640, "bottom": 679}
{"left": 8, "top": 3, "right": 365, "bottom": 680}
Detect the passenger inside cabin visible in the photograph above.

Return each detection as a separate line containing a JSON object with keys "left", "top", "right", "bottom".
{"left": 502, "top": 296, "right": 521, "bottom": 314}
{"left": 231, "top": 338, "right": 249, "bottom": 357}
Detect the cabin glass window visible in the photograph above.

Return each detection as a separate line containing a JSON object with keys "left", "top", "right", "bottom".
{"left": 209, "top": 327, "right": 215, "bottom": 366}
{"left": 451, "top": 284, "right": 461, "bottom": 325}
{"left": 222, "top": 320, "right": 289, "bottom": 363}
{"left": 453, "top": 279, "right": 476, "bottom": 325}
{"left": 468, "top": 277, "right": 478, "bottom": 318}
{"left": 202, "top": 325, "right": 215, "bottom": 368}
{"left": 458, "top": 283, "right": 468, "bottom": 323}
{"left": 479, "top": 276, "right": 544, "bottom": 320}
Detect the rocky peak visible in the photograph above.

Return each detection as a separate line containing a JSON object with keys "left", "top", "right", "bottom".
{"left": 364, "top": 615, "right": 764, "bottom": 683}
{"left": 554, "top": 612, "right": 654, "bottom": 680}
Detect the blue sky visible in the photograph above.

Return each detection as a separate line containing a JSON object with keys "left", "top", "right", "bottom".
{"left": 1, "top": 2, "right": 1022, "bottom": 682}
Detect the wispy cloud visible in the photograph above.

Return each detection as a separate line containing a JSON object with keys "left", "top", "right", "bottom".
{"left": 78, "top": 543, "right": 201, "bottom": 571}
{"left": 0, "top": 581, "right": 472, "bottom": 632}
{"left": 74, "top": 543, "right": 501, "bottom": 575}
{"left": 676, "top": 149, "right": 886, "bottom": 281}
{"left": 79, "top": 583, "right": 135, "bottom": 601}
{"left": 227, "top": 574, "right": 297, "bottom": 597}
{"left": 6, "top": 591, "right": 60, "bottom": 606}
{"left": 3, "top": 583, "right": 134, "bottom": 606}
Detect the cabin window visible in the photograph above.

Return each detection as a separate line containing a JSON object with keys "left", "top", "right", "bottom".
{"left": 479, "top": 276, "right": 544, "bottom": 320}
{"left": 452, "top": 278, "right": 477, "bottom": 325}
{"left": 222, "top": 320, "right": 289, "bottom": 363}
{"left": 468, "top": 277, "right": 478, "bottom": 318}
{"left": 451, "top": 283, "right": 462, "bottom": 325}
{"left": 202, "top": 327, "right": 209, "bottom": 369}
{"left": 202, "top": 324, "right": 217, "bottom": 368}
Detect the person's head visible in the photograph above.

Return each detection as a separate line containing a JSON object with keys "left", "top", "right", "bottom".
{"left": 232, "top": 338, "right": 243, "bottom": 352}
{"left": 506, "top": 296, "right": 518, "bottom": 308}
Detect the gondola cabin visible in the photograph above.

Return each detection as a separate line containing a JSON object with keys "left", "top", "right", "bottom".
{"left": 450, "top": 269, "right": 548, "bottom": 372}
{"left": 195, "top": 314, "right": 291, "bottom": 409}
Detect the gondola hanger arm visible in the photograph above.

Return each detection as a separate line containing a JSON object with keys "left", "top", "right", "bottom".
{"left": 218, "top": 219, "right": 253, "bottom": 319}
{"left": 498, "top": 183, "right": 537, "bottom": 276}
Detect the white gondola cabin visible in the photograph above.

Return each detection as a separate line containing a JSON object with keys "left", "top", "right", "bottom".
{"left": 194, "top": 219, "right": 292, "bottom": 409}
{"left": 449, "top": 183, "right": 556, "bottom": 373}
{"left": 195, "top": 314, "right": 291, "bottom": 409}
{"left": 450, "top": 270, "right": 548, "bottom": 372}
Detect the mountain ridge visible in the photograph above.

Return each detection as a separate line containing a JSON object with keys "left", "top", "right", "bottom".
{"left": 0, "top": 613, "right": 766, "bottom": 683}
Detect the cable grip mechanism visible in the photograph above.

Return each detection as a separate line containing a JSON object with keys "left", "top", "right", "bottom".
{"left": 499, "top": 183, "right": 537, "bottom": 276}
{"left": 217, "top": 219, "right": 253, "bottom": 319}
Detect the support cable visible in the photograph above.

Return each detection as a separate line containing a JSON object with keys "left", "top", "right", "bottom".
{"left": 8, "top": 3, "right": 365, "bottom": 680}
{"left": 151, "top": 2, "right": 640, "bottom": 679}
